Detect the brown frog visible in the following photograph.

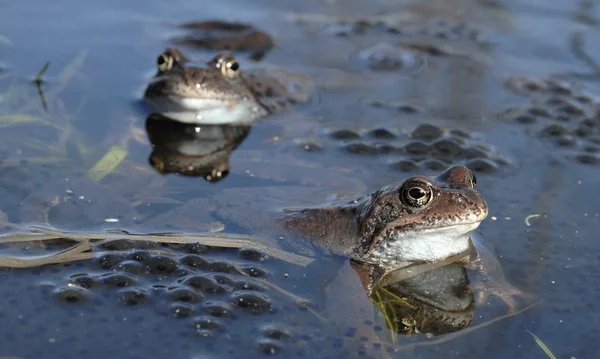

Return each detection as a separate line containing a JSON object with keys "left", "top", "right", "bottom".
{"left": 143, "top": 49, "right": 314, "bottom": 125}
{"left": 144, "top": 165, "right": 487, "bottom": 269}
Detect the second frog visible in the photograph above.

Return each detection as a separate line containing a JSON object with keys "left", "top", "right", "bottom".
{"left": 143, "top": 48, "right": 315, "bottom": 125}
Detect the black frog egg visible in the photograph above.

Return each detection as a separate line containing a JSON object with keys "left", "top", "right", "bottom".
{"left": 431, "top": 138, "right": 463, "bottom": 157}
{"left": 117, "top": 288, "right": 149, "bottom": 305}
{"left": 390, "top": 159, "right": 420, "bottom": 172}
{"left": 170, "top": 303, "right": 196, "bottom": 318}
{"left": 554, "top": 135, "right": 577, "bottom": 147}
{"left": 53, "top": 286, "right": 92, "bottom": 303}
{"left": 527, "top": 106, "right": 552, "bottom": 118}
{"left": 403, "top": 141, "right": 431, "bottom": 156}
{"left": 540, "top": 124, "right": 569, "bottom": 137}
{"left": 261, "top": 324, "right": 291, "bottom": 341}
{"left": 241, "top": 266, "right": 269, "bottom": 278}
{"left": 233, "top": 280, "right": 267, "bottom": 292}
{"left": 411, "top": 124, "right": 444, "bottom": 141}
{"left": 129, "top": 250, "right": 151, "bottom": 262}
{"left": 237, "top": 248, "right": 268, "bottom": 262}
{"left": 422, "top": 159, "right": 450, "bottom": 171}
{"left": 167, "top": 286, "right": 204, "bottom": 303}
{"left": 396, "top": 103, "right": 423, "bottom": 114}
{"left": 329, "top": 129, "right": 361, "bottom": 140}
{"left": 555, "top": 101, "right": 585, "bottom": 117}
{"left": 144, "top": 255, "right": 179, "bottom": 274}
{"left": 96, "top": 253, "right": 124, "bottom": 269}
{"left": 193, "top": 316, "right": 224, "bottom": 331}
{"left": 230, "top": 291, "right": 275, "bottom": 314}
{"left": 299, "top": 142, "right": 323, "bottom": 152}
{"left": 179, "top": 254, "right": 210, "bottom": 269}
{"left": 100, "top": 272, "right": 137, "bottom": 288}
{"left": 210, "top": 273, "right": 235, "bottom": 286}
{"left": 181, "top": 275, "right": 228, "bottom": 295}
{"left": 99, "top": 239, "right": 137, "bottom": 251}
{"left": 465, "top": 158, "right": 498, "bottom": 173}
{"left": 367, "top": 128, "right": 397, "bottom": 139}
{"left": 545, "top": 78, "right": 573, "bottom": 96}
{"left": 573, "top": 123, "right": 596, "bottom": 137}
{"left": 202, "top": 301, "right": 234, "bottom": 317}
{"left": 182, "top": 242, "right": 209, "bottom": 254}
{"left": 117, "top": 260, "right": 147, "bottom": 275}
{"left": 342, "top": 142, "right": 379, "bottom": 154}
{"left": 69, "top": 274, "right": 96, "bottom": 289}
{"left": 575, "top": 153, "right": 600, "bottom": 165}
{"left": 461, "top": 147, "right": 488, "bottom": 159}
{"left": 209, "top": 261, "right": 239, "bottom": 274}
{"left": 504, "top": 76, "right": 547, "bottom": 94}
{"left": 512, "top": 113, "right": 537, "bottom": 124}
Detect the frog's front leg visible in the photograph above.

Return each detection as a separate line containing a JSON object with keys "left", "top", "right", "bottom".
{"left": 466, "top": 235, "right": 535, "bottom": 312}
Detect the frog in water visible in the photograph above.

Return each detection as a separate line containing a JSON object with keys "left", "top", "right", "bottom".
{"left": 203, "top": 164, "right": 528, "bottom": 311}
{"left": 152, "top": 164, "right": 487, "bottom": 270}
{"left": 255, "top": 164, "right": 485, "bottom": 268}
{"left": 143, "top": 49, "right": 314, "bottom": 125}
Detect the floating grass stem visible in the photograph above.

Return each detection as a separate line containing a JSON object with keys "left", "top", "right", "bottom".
{"left": 527, "top": 330, "right": 557, "bottom": 359}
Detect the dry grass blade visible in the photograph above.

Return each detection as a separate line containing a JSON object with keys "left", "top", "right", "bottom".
{"left": 0, "top": 241, "right": 93, "bottom": 268}
{"left": 527, "top": 330, "right": 557, "bottom": 359}
{"left": 0, "top": 226, "right": 313, "bottom": 267}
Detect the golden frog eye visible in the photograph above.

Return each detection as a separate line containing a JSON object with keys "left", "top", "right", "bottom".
{"left": 400, "top": 181, "right": 433, "bottom": 208}
{"left": 157, "top": 52, "right": 175, "bottom": 73}
{"left": 205, "top": 168, "right": 229, "bottom": 183}
{"left": 215, "top": 55, "right": 240, "bottom": 79}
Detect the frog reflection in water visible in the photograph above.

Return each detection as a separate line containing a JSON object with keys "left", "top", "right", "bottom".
{"left": 143, "top": 49, "right": 313, "bottom": 125}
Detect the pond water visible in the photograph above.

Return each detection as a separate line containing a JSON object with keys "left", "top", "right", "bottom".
{"left": 0, "top": 0, "right": 599, "bottom": 358}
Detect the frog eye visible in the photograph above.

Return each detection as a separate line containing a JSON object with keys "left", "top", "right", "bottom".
{"left": 400, "top": 181, "right": 433, "bottom": 208}
{"left": 215, "top": 56, "right": 240, "bottom": 79}
{"left": 205, "top": 168, "right": 229, "bottom": 183}
{"left": 157, "top": 52, "right": 175, "bottom": 72}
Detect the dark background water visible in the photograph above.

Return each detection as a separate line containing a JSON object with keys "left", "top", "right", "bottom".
{"left": 0, "top": 0, "right": 599, "bottom": 358}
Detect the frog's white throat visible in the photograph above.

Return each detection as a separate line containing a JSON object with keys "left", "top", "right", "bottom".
{"left": 367, "top": 222, "right": 481, "bottom": 266}
{"left": 145, "top": 96, "right": 268, "bottom": 125}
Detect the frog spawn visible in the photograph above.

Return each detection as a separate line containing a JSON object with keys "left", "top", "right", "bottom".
{"left": 307, "top": 16, "right": 491, "bottom": 70}
{"left": 502, "top": 76, "right": 600, "bottom": 164}
{"left": 298, "top": 121, "right": 510, "bottom": 173}
{"left": 38, "top": 241, "right": 315, "bottom": 355}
